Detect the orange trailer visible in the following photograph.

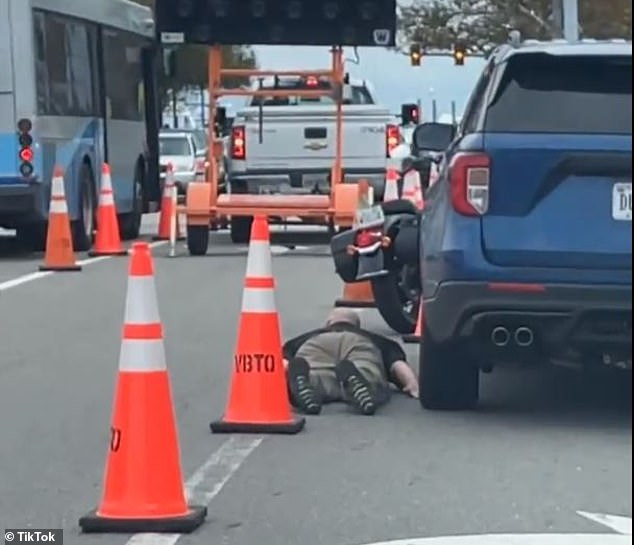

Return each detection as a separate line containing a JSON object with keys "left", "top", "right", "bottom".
{"left": 180, "top": 46, "right": 364, "bottom": 255}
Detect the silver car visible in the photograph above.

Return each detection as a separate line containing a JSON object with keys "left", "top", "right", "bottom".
{"left": 159, "top": 130, "right": 198, "bottom": 194}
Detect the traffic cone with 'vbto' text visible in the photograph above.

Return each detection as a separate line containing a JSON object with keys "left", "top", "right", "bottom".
{"left": 210, "top": 215, "right": 305, "bottom": 435}
{"left": 79, "top": 242, "right": 206, "bottom": 533}
{"left": 39, "top": 166, "right": 81, "bottom": 272}
{"left": 88, "top": 163, "right": 127, "bottom": 257}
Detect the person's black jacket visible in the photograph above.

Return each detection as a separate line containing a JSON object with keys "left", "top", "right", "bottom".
{"left": 283, "top": 321, "right": 407, "bottom": 383}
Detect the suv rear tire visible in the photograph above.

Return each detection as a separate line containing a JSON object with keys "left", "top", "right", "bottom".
{"left": 419, "top": 331, "right": 480, "bottom": 410}
{"left": 230, "top": 216, "right": 252, "bottom": 244}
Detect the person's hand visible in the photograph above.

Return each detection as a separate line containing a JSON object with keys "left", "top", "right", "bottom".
{"left": 283, "top": 358, "right": 289, "bottom": 370}
{"left": 402, "top": 380, "right": 419, "bottom": 399}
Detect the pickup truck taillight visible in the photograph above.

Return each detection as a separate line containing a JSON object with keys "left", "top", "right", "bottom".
{"left": 386, "top": 124, "right": 400, "bottom": 157}
{"left": 355, "top": 228, "right": 384, "bottom": 248}
{"left": 231, "top": 125, "right": 246, "bottom": 160}
{"left": 449, "top": 152, "right": 490, "bottom": 216}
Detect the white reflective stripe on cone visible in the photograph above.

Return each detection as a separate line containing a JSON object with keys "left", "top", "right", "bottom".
{"left": 51, "top": 176, "right": 65, "bottom": 196}
{"left": 50, "top": 199, "right": 68, "bottom": 214}
{"left": 124, "top": 276, "right": 161, "bottom": 324}
{"left": 101, "top": 172, "right": 113, "bottom": 191}
{"left": 99, "top": 192, "right": 115, "bottom": 206}
{"left": 245, "top": 240, "right": 273, "bottom": 278}
{"left": 118, "top": 338, "right": 167, "bottom": 372}
{"left": 241, "top": 287, "right": 277, "bottom": 313}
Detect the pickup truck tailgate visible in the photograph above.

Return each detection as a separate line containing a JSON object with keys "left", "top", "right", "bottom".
{"left": 240, "top": 105, "right": 390, "bottom": 170}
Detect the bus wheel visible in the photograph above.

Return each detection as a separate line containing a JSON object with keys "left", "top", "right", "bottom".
{"left": 119, "top": 165, "right": 144, "bottom": 240}
{"left": 187, "top": 225, "right": 209, "bottom": 256}
{"left": 71, "top": 162, "right": 96, "bottom": 253}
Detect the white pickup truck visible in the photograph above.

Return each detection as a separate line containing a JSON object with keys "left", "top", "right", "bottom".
{"left": 224, "top": 75, "right": 401, "bottom": 241}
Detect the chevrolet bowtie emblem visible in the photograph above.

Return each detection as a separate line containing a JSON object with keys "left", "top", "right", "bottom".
{"left": 304, "top": 141, "right": 327, "bottom": 151}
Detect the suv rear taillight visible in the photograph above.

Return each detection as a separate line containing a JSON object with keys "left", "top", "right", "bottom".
{"left": 450, "top": 152, "right": 490, "bottom": 216}
{"left": 386, "top": 124, "right": 400, "bottom": 157}
{"left": 231, "top": 125, "right": 246, "bottom": 160}
{"left": 355, "top": 228, "right": 384, "bottom": 248}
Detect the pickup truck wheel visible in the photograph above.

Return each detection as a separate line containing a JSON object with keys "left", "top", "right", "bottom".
{"left": 187, "top": 225, "right": 209, "bottom": 256}
{"left": 419, "top": 333, "right": 480, "bottom": 411}
{"left": 230, "top": 216, "right": 252, "bottom": 244}
{"left": 370, "top": 267, "right": 420, "bottom": 334}
{"left": 16, "top": 223, "right": 47, "bottom": 252}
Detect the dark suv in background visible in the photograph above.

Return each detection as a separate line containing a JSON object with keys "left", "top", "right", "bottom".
{"left": 418, "top": 39, "right": 632, "bottom": 410}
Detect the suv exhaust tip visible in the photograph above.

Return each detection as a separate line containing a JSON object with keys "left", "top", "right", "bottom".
{"left": 514, "top": 326, "right": 534, "bottom": 347}
{"left": 491, "top": 326, "right": 510, "bottom": 347}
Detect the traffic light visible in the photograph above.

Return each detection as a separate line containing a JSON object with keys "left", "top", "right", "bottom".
{"left": 409, "top": 43, "right": 422, "bottom": 66}
{"left": 453, "top": 42, "right": 467, "bottom": 65}
{"left": 17, "top": 118, "right": 34, "bottom": 179}
{"left": 401, "top": 103, "right": 420, "bottom": 125}
{"left": 214, "top": 106, "right": 227, "bottom": 137}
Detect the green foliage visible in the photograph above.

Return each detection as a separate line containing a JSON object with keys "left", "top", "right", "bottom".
{"left": 398, "top": 0, "right": 632, "bottom": 53}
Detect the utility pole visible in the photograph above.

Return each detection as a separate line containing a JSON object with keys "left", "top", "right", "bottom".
{"left": 551, "top": 0, "right": 563, "bottom": 38}
{"left": 562, "top": 0, "right": 579, "bottom": 41}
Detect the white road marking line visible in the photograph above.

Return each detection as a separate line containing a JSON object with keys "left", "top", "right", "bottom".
{"left": 125, "top": 435, "right": 264, "bottom": 545}
{"left": 0, "top": 240, "right": 168, "bottom": 292}
{"left": 356, "top": 535, "right": 631, "bottom": 544}
{"left": 577, "top": 511, "right": 632, "bottom": 535}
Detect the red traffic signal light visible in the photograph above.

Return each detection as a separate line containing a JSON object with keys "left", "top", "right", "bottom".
{"left": 401, "top": 103, "right": 420, "bottom": 125}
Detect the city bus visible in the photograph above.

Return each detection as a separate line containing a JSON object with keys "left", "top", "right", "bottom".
{"left": 0, "top": 0, "right": 162, "bottom": 251}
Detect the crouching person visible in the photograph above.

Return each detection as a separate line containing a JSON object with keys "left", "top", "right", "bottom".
{"left": 283, "top": 308, "right": 419, "bottom": 416}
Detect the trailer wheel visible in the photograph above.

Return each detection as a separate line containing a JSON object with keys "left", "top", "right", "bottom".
{"left": 187, "top": 225, "right": 209, "bottom": 256}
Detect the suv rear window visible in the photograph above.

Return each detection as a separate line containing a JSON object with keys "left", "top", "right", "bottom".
{"left": 485, "top": 54, "right": 632, "bottom": 134}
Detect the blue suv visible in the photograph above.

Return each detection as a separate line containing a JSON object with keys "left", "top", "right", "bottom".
{"left": 418, "top": 39, "right": 632, "bottom": 410}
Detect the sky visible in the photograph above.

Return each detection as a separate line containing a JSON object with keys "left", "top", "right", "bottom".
{"left": 249, "top": 45, "right": 486, "bottom": 120}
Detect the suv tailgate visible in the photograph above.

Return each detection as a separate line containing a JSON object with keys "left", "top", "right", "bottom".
{"left": 240, "top": 105, "right": 389, "bottom": 169}
{"left": 480, "top": 53, "right": 632, "bottom": 270}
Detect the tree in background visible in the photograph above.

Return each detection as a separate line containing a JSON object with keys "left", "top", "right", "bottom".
{"left": 398, "top": 0, "right": 632, "bottom": 53}
{"left": 132, "top": 0, "right": 258, "bottom": 109}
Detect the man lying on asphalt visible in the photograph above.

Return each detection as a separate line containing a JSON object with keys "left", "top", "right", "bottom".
{"left": 283, "top": 308, "right": 419, "bottom": 415}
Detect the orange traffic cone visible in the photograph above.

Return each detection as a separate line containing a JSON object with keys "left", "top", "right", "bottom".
{"left": 384, "top": 168, "right": 400, "bottom": 201}
{"left": 154, "top": 164, "right": 182, "bottom": 241}
{"left": 88, "top": 164, "right": 127, "bottom": 257}
{"left": 79, "top": 242, "right": 206, "bottom": 533}
{"left": 210, "top": 215, "right": 305, "bottom": 435}
{"left": 39, "top": 166, "right": 82, "bottom": 272}
{"left": 402, "top": 169, "right": 424, "bottom": 210}
{"left": 402, "top": 300, "right": 423, "bottom": 343}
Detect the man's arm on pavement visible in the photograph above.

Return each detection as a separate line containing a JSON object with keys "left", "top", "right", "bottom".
{"left": 389, "top": 360, "right": 419, "bottom": 398}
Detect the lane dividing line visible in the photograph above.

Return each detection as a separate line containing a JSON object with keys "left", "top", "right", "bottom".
{"left": 0, "top": 240, "right": 168, "bottom": 293}
{"left": 126, "top": 435, "right": 264, "bottom": 545}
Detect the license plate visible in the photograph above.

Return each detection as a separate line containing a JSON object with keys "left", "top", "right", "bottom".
{"left": 354, "top": 204, "right": 385, "bottom": 229}
{"left": 302, "top": 173, "right": 328, "bottom": 187}
{"left": 612, "top": 181, "right": 632, "bottom": 221}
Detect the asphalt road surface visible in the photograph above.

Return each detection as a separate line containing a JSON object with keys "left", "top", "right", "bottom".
{"left": 0, "top": 217, "right": 631, "bottom": 545}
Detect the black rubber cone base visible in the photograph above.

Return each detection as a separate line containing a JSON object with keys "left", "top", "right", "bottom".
{"left": 87, "top": 249, "right": 129, "bottom": 257}
{"left": 210, "top": 415, "right": 305, "bottom": 435}
{"left": 39, "top": 264, "right": 82, "bottom": 272}
{"left": 78, "top": 504, "right": 207, "bottom": 534}
{"left": 334, "top": 299, "right": 376, "bottom": 308}
{"left": 402, "top": 334, "right": 420, "bottom": 344}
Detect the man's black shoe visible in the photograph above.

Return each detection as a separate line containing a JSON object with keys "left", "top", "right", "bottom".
{"left": 287, "top": 358, "right": 322, "bottom": 415}
{"left": 336, "top": 359, "right": 377, "bottom": 415}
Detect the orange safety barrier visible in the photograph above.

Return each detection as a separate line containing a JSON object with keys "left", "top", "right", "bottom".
{"left": 182, "top": 46, "right": 363, "bottom": 249}
{"left": 79, "top": 242, "right": 206, "bottom": 533}
{"left": 210, "top": 215, "right": 305, "bottom": 434}
{"left": 88, "top": 164, "right": 127, "bottom": 257}
{"left": 39, "top": 166, "right": 81, "bottom": 272}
